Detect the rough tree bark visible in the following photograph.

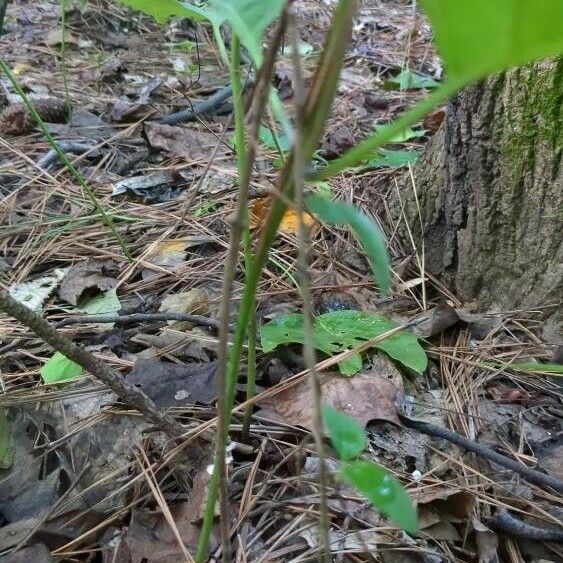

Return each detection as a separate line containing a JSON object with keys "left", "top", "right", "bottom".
{"left": 394, "top": 59, "right": 562, "bottom": 337}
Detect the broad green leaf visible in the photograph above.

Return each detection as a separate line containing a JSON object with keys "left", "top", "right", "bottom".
{"left": 341, "top": 460, "right": 418, "bottom": 534}
{"left": 209, "top": 0, "right": 285, "bottom": 65}
{"left": 80, "top": 288, "right": 121, "bottom": 315}
{"left": 40, "top": 352, "right": 83, "bottom": 384}
{"left": 306, "top": 195, "right": 390, "bottom": 296}
{"left": 260, "top": 310, "right": 427, "bottom": 376}
{"left": 421, "top": 0, "right": 563, "bottom": 85}
{"left": 366, "top": 149, "right": 419, "bottom": 169}
{"left": 259, "top": 125, "right": 291, "bottom": 152}
{"left": 373, "top": 126, "right": 426, "bottom": 143}
{"left": 117, "top": 0, "right": 211, "bottom": 22}
{"left": 322, "top": 405, "right": 366, "bottom": 461}
{"left": 0, "top": 409, "right": 13, "bottom": 469}
{"left": 384, "top": 69, "right": 439, "bottom": 90}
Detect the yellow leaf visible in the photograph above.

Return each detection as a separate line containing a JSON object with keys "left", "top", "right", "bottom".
{"left": 249, "top": 197, "right": 316, "bottom": 234}
{"left": 13, "top": 63, "right": 32, "bottom": 76}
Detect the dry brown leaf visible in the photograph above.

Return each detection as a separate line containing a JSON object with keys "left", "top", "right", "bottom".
{"left": 59, "top": 259, "right": 119, "bottom": 306}
{"left": 159, "top": 288, "right": 210, "bottom": 330}
{"left": 249, "top": 197, "right": 316, "bottom": 234}
{"left": 145, "top": 122, "right": 226, "bottom": 162}
{"left": 257, "top": 372, "right": 402, "bottom": 430}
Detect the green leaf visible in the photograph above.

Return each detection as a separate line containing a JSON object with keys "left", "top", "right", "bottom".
{"left": 384, "top": 69, "right": 439, "bottom": 90}
{"left": 366, "top": 149, "right": 419, "bottom": 169}
{"left": 373, "top": 126, "right": 426, "bottom": 143}
{"left": 322, "top": 405, "right": 366, "bottom": 461}
{"left": 260, "top": 310, "right": 427, "bottom": 376}
{"left": 79, "top": 288, "right": 121, "bottom": 315}
{"left": 421, "top": 0, "right": 563, "bottom": 85}
{"left": 0, "top": 409, "right": 14, "bottom": 469}
{"left": 259, "top": 125, "right": 291, "bottom": 151}
{"left": 341, "top": 460, "right": 418, "bottom": 534}
{"left": 479, "top": 361, "right": 563, "bottom": 375}
{"left": 305, "top": 195, "right": 390, "bottom": 296}
{"left": 117, "top": 0, "right": 211, "bottom": 23}
{"left": 209, "top": 0, "right": 285, "bottom": 65}
{"left": 40, "top": 352, "right": 83, "bottom": 384}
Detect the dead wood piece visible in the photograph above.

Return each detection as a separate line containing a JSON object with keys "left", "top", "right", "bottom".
{"left": 400, "top": 415, "right": 563, "bottom": 493}
{"left": 155, "top": 84, "right": 233, "bottom": 125}
{"left": 487, "top": 509, "right": 563, "bottom": 541}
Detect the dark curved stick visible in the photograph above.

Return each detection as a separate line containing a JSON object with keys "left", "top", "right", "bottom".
{"left": 156, "top": 85, "right": 233, "bottom": 125}
{"left": 400, "top": 415, "right": 563, "bottom": 493}
{"left": 54, "top": 312, "right": 220, "bottom": 330}
{"left": 487, "top": 509, "right": 563, "bottom": 541}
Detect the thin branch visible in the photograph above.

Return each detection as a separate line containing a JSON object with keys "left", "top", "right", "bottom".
{"left": 400, "top": 415, "right": 563, "bottom": 492}
{"left": 0, "top": 290, "right": 188, "bottom": 442}
{"left": 289, "top": 11, "right": 330, "bottom": 561}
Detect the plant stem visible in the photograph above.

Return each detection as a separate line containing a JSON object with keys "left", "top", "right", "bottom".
{"left": 0, "top": 59, "right": 131, "bottom": 259}
{"left": 313, "top": 78, "right": 462, "bottom": 180}
{"left": 194, "top": 12, "right": 289, "bottom": 561}
{"left": 241, "top": 227, "right": 257, "bottom": 443}
{"left": 289, "top": 11, "right": 331, "bottom": 560}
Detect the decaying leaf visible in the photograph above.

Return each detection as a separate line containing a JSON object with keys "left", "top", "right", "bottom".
{"left": 145, "top": 122, "right": 227, "bottom": 162}
{"left": 59, "top": 259, "right": 120, "bottom": 306}
{"left": 8, "top": 268, "right": 67, "bottom": 312}
{"left": 257, "top": 372, "right": 403, "bottom": 430}
{"left": 249, "top": 197, "right": 316, "bottom": 234}
{"left": 127, "top": 359, "right": 218, "bottom": 407}
{"left": 159, "top": 288, "right": 211, "bottom": 330}
{"left": 124, "top": 470, "right": 219, "bottom": 562}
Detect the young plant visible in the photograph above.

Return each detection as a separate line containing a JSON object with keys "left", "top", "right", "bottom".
{"left": 322, "top": 405, "right": 418, "bottom": 534}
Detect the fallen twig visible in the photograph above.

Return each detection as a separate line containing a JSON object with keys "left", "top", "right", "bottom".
{"left": 487, "top": 509, "right": 563, "bottom": 541}
{"left": 54, "top": 312, "right": 220, "bottom": 330}
{"left": 156, "top": 84, "right": 233, "bottom": 125}
{"left": 0, "top": 289, "right": 187, "bottom": 440}
{"left": 400, "top": 415, "right": 563, "bottom": 493}
{"left": 37, "top": 141, "right": 96, "bottom": 169}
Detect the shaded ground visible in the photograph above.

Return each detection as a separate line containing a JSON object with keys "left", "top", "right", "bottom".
{"left": 0, "top": 1, "right": 561, "bottom": 561}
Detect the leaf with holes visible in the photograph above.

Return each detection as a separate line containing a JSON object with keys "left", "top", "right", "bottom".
{"left": 341, "top": 460, "right": 418, "bottom": 533}
{"left": 260, "top": 310, "right": 427, "bottom": 376}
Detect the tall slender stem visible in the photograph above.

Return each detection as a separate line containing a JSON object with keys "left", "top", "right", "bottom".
{"left": 289, "top": 12, "right": 331, "bottom": 560}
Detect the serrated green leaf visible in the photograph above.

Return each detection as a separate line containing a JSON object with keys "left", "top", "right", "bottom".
{"left": 209, "top": 0, "right": 285, "bottom": 65}
{"left": 40, "top": 352, "right": 83, "bottom": 384}
{"left": 305, "top": 196, "right": 390, "bottom": 296}
{"left": 79, "top": 288, "right": 121, "bottom": 315}
{"left": 341, "top": 460, "right": 418, "bottom": 534}
{"left": 322, "top": 405, "right": 366, "bottom": 461}
{"left": 117, "top": 0, "right": 211, "bottom": 23}
{"left": 260, "top": 310, "right": 427, "bottom": 376}
{"left": 384, "top": 69, "right": 439, "bottom": 90}
{"left": 366, "top": 149, "right": 419, "bottom": 169}
{"left": 421, "top": 0, "right": 563, "bottom": 85}
{"left": 0, "top": 409, "right": 13, "bottom": 469}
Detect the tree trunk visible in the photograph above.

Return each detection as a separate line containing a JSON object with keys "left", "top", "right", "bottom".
{"left": 395, "top": 60, "right": 562, "bottom": 336}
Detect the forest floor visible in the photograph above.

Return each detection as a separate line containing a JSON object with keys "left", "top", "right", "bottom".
{"left": 0, "top": 1, "right": 562, "bottom": 562}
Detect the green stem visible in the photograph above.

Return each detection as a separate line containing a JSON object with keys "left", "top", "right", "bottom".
{"left": 312, "top": 79, "right": 462, "bottom": 180}
{"left": 241, "top": 227, "right": 256, "bottom": 442}
{"left": 0, "top": 58, "right": 131, "bottom": 259}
